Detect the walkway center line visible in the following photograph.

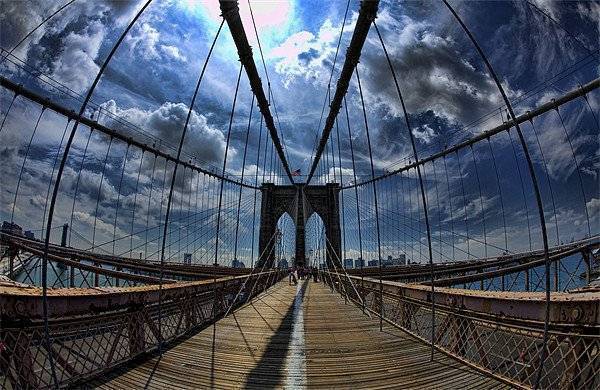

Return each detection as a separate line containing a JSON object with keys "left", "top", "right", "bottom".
{"left": 284, "top": 280, "right": 307, "bottom": 389}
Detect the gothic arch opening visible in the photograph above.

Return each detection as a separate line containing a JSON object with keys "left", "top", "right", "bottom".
{"left": 305, "top": 212, "right": 325, "bottom": 269}
{"left": 275, "top": 212, "right": 295, "bottom": 269}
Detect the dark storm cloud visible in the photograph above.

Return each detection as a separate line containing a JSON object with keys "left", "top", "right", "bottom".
{"left": 359, "top": 23, "right": 503, "bottom": 128}
{"left": 298, "top": 48, "right": 319, "bottom": 64}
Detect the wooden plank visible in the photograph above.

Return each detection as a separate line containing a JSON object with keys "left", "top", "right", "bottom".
{"left": 91, "top": 280, "right": 508, "bottom": 389}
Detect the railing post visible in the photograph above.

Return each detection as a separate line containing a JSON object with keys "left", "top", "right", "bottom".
{"left": 4, "top": 329, "right": 38, "bottom": 388}
{"left": 554, "top": 259, "right": 559, "bottom": 292}
{"left": 60, "top": 223, "right": 68, "bottom": 247}
{"left": 69, "top": 264, "right": 74, "bottom": 288}
{"left": 127, "top": 305, "right": 146, "bottom": 357}
{"left": 582, "top": 250, "right": 591, "bottom": 285}
{"left": 8, "top": 250, "right": 14, "bottom": 277}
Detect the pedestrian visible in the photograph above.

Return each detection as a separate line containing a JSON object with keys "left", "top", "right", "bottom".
{"left": 293, "top": 267, "right": 298, "bottom": 285}
{"left": 312, "top": 267, "right": 318, "bottom": 282}
{"left": 288, "top": 267, "right": 293, "bottom": 285}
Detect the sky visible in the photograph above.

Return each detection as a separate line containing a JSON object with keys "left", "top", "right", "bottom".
{"left": 0, "top": 0, "right": 598, "bottom": 273}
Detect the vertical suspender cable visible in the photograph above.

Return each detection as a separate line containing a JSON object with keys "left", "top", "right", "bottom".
{"left": 355, "top": 67, "right": 384, "bottom": 331}
{"left": 214, "top": 61, "right": 243, "bottom": 294}
{"left": 0, "top": 93, "right": 17, "bottom": 135}
{"left": 455, "top": 150, "right": 471, "bottom": 258}
{"left": 442, "top": 155, "right": 456, "bottom": 260}
{"left": 251, "top": 112, "right": 264, "bottom": 269}
{"left": 345, "top": 97, "right": 365, "bottom": 311}
{"left": 42, "top": 119, "right": 71, "bottom": 234}
{"left": 233, "top": 94, "right": 255, "bottom": 265}
{"left": 335, "top": 116, "right": 347, "bottom": 261}
{"left": 40, "top": 2, "right": 153, "bottom": 386}
{"left": 555, "top": 107, "right": 591, "bottom": 237}
{"left": 129, "top": 151, "right": 145, "bottom": 256}
{"left": 112, "top": 144, "right": 130, "bottom": 256}
{"left": 91, "top": 136, "right": 113, "bottom": 251}
{"left": 442, "top": 3, "right": 550, "bottom": 387}
{"left": 470, "top": 145, "right": 488, "bottom": 258}
{"left": 11, "top": 107, "right": 45, "bottom": 223}
{"left": 373, "top": 22, "right": 436, "bottom": 359}
{"left": 487, "top": 138, "right": 509, "bottom": 252}
{"left": 157, "top": 19, "right": 224, "bottom": 353}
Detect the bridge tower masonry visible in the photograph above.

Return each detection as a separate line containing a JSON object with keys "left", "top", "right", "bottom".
{"left": 257, "top": 183, "right": 341, "bottom": 269}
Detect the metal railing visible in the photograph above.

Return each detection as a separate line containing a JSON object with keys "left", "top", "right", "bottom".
{"left": 322, "top": 272, "right": 599, "bottom": 389}
{"left": 0, "top": 270, "right": 284, "bottom": 388}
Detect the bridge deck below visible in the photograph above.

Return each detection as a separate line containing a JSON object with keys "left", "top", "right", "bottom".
{"left": 94, "top": 280, "right": 507, "bottom": 389}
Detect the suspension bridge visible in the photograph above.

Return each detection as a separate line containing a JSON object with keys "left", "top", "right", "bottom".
{"left": 0, "top": 0, "right": 599, "bottom": 389}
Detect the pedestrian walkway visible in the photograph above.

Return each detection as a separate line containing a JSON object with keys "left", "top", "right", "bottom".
{"left": 94, "top": 280, "right": 507, "bottom": 389}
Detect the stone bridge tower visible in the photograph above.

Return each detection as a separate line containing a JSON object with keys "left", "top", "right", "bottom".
{"left": 257, "top": 183, "right": 341, "bottom": 269}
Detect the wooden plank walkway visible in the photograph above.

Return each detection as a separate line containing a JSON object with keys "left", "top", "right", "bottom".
{"left": 92, "top": 279, "right": 508, "bottom": 389}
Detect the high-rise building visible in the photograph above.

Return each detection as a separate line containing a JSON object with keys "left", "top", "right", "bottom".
{"left": 382, "top": 254, "right": 406, "bottom": 267}
{"left": 232, "top": 259, "right": 246, "bottom": 268}
{"left": 278, "top": 258, "right": 289, "bottom": 269}
{"left": 367, "top": 259, "right": 378, "bottom": 267}
{"left": 344, "top": 258, "right": 353, "bottom": 269}
{"left": 397, "top": 254, "right": 406, "bottom": 266}
{"left": 354, "top": 258, "right": 365, "bottom": 268}
{"left": 183, "top": 253, "right": 192, "bottom": 265}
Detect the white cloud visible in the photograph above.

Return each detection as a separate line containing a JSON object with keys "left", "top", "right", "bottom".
{"left": 359, "top": 13, "right": 505, "bottom": 127}
{"left": 587, "top": 198, "right": 600, "bottom": 217}
{"left": 160, "top": 44, "right": 186, "bottom": 62}
{"left": 1, "top": 1, "right": 144, "bottom": 93}
{"left": 73, "top": 210, "right": 127, "bottom": 238}
{"left": 125, "top": 22, "right": 161, "bottom": 60}
{"left": 529, "top": 0, "right": 559, "bottom": 19}
{"left": 270, "top": 14, "right": 357, "bottom": 88}
{"left": 49, "top": 20, "right": 105, "bottom": 94}
{"left": 412, "top": 124, "right": 437, "bottom": 144}
{"left": 99, "top": 99, "right": 231, "bottom": 166}
{"left": 180, "top": 0, "right": 294, "bottom": 58}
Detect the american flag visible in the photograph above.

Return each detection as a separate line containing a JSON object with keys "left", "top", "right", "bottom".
{"left": 292, "top": 169, "right": 301, "bottom": 176}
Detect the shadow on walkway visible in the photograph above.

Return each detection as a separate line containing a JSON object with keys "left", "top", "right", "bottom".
{"left": 244, "top": 280, "right": 307, "bottom": 389}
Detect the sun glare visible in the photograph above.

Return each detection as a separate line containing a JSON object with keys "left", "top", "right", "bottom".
{"left": 183, "top": 0, "right": 293, "bottom": 45}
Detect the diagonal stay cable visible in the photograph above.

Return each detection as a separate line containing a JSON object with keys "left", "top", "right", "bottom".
{"left": 307, "top": 0, "right": 351, "bottom": 181}
{"left": 306, "top": 0, "right": 379, "bottom": 184}
{"left": 220, "top": 0, "right": 295, "bottom": 183}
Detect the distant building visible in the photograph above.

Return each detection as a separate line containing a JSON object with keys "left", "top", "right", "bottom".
{"left": 344, "top": 258, "right": 353, "bottom": 269}
{"left": 24, "top": 230, "right": 35, "bottom": 239}
{"left": 232, "top": 259, "right": 246, "bottom": 268}
{"left": 382, "top": 254, "right": 406, "bottom": 267}
{"left": 278, "top": 258, "right": 289, "bottom": 269}
{"left": 1, "top": 221, "right": 22, "bottom": 236}
{"left": 397, "top": 254, "right": 406, "bottom": 266}
{"left": 183, "top": 253, "right": 192, "bottom": 265}
{"left": 354, "top": 258, "right": 365, "bottom": 268}
{"left": 367, "top": 259, "right": 378, "bottom": 267}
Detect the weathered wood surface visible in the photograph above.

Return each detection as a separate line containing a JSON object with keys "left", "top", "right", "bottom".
{"left": 92, "top": 280, "right": 507, "bottom": 389}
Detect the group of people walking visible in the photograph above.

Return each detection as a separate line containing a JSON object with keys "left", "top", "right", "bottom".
{"left": 288, "top": 266, "right": 319, "bottom": 285}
